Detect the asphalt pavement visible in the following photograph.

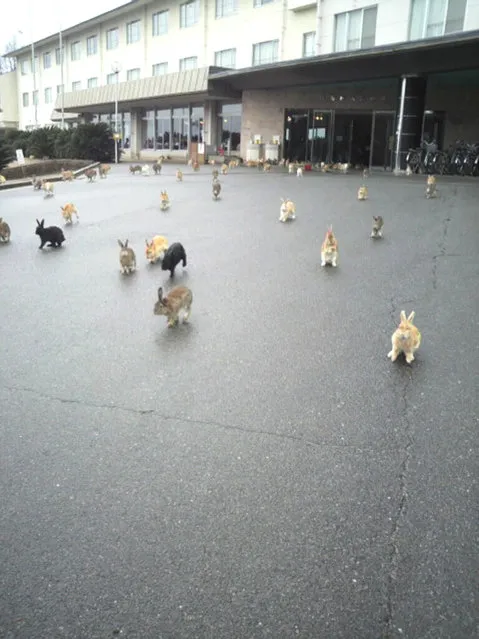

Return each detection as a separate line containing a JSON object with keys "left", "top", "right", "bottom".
{"left": 0, "top": 164, "right": 478, "bottom": 639}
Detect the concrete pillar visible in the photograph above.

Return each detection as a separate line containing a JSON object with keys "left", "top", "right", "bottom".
{"left": 394, "top": 75, "right": 427, "bottom": 172}
{"left": 203, "top": 100, "right": 218, "bottom": 153}
{"left": 130, "top": 107, "right": 142, "bottom": 160}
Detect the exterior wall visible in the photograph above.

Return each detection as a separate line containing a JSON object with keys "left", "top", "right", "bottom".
{"left": 0, "top": 71, "right": 19, "bottom": 129}
{"left": 11, "top": 0, "right": 479, "bottom": 133}
{"left": 426, "top": 84, "right": 479, "bottom": 148}
{"left": 240, "top": 82, "right": 397, "bottom": 158}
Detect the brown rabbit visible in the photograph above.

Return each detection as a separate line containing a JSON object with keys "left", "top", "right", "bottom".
{"left": 153, "top": 286, "right": 193, "bottom": 327}
{"left": 388, "top": 310, "right": 421, "bottom": 364}
{"left": 0, "top": 217, "right": 11, "bottom": 242}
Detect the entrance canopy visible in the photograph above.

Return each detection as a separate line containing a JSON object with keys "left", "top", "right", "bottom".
{"left": 209, "top": 30, "right": 479, "bottom": 92}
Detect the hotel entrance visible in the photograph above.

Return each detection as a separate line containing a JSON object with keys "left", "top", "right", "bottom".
{"left": 283, "top": 108, "right": 396, "bottom": 170}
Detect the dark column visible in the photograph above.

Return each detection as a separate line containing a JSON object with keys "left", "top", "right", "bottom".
{"left": 394, "top": 75, "right": 427, "bottom": 172}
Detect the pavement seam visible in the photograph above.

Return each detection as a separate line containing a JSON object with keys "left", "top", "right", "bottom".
{"left": 431, "top": 215, "right": 451, "bottom": 290}
{"left": 384, "top": 368, "right": 413, "bottom": 638}
{"left": 3, "top": 383, "right": 388, "bottom": 452}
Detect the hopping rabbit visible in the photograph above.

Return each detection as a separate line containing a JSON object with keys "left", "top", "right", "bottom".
{"left": 118, "top": 239, "right": 136, "bottom": 274}
{"left": 160, "top": 190, "right": 170, "bottom": 211}
{"left": 145, "top": 235, "right": 169, "bottom": 264}
{"left": 279, "top": 198, "right": 296, "bottom": 222}
{"left": 388, "top": 310, "right": 421, "bottom": 364}
{"left": 357, "top": 185, "right": 368, "bottom": 200}
{"left": 154, "top": 286, "right": 193, "bottom": 328}
{"left": 61, "top": 203, "right": 79, "bottom": 225}
{"left": 0, "top": 217, "right": 11, "bottom": 242}
{"left": 371, "top": 216, "right": 384, "bottom": 238}
{"left": 321, "top": 226, "right": 338, "bottom": 267}
{"left": 35, "top": 218, "right": 65, "bottom": 249}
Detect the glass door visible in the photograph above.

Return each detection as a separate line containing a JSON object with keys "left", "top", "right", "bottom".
{"left": 307, "top": 110, "right": 333, "bottom": 163}
{"left": 369, "top": 111, "right": 396, "bottom": 171}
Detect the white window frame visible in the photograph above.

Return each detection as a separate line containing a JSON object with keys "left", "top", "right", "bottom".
{"left": 152, "top": 10, "right": 169, "bottom": 36}
{"left": 106, "top": 28, "right": 119, "bottom": 50}
{"left": 214, "top": 48, "right": 236, "bottom": 68}
{"left": 252, "top": 40, "right": 279, "bottom": 66}
{"left": 86, "top": 35, "right": 98, "bottom": 56}
{"left": 44, "top": 87, "right": 52, "bottom": 104}
{"left": 22, "top": 92, "right": 29, "bottom": 107}
{"left": 87, "top": 77, "right": 98, "bottom": 88}
{"left": 56, "top": 84, "right": 63, "bottom": 95}
{"left": 216, "top": 0, "right": 238, "bottom": 18}
{"left": 32, "top": 90, "right": 38, "bottom": 105}
{"left": 127, "top": 68, "right": 141, "bottom": 81}
{"left": 408, "top": 0, "right": 467, "bottom": 40}
{"left": 179, "top": 56, "right": 198, "bottom": 71}
{"left": 71, "top": 41, "right": 81, "bottom": 61}
{"left": 302, "top": 32, "right": 316, "bottom": 57}
{"left": 334, "top": 6, "right": 377, "bottom": 53}
{"left": 127, "top": 20, "right": 141, "bottom": 44}
{"left": 43, "top": 52, "right": 51, "bottom": 69}
{"left": 20, "top": 60, "right": 29, "bottom": 75}
{"left": 107, "top": 72, "right": 118, "bottom": 85}
{"left": 254, "top": 0, "right": 275, "bottom": 6}
{"left": 72, "top": 81, "right": 81, "bottom": 91}
{"left": 152, "top": 62, "right": 168, "bottom": 76}
{"left": 180, "top": 0, "right": 199, "bottom": 28}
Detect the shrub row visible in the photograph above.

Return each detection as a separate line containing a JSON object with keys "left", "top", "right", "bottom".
{"left": 0, "top": 123, "right": 117, "bottom": 172}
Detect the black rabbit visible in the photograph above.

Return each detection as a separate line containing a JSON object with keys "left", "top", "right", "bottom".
{"left": 35, "top": 218, "right": 65, "bottom": 249}
{"left": 161, "top": 242, "right": 187, "bottom": 277}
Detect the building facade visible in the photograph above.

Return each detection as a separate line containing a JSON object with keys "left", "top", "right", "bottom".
{"left": 9, "top": 0, "right": 479, "bottom": 167}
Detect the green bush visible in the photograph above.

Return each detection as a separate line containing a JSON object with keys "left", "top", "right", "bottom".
{"left": 0, "top": 138, "right": 14, "bottom": 171}
{"left": 1, "top": 123, "right": 115, "bottom": 162}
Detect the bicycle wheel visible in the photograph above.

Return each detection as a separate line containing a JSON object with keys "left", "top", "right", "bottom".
{"left": 472, "top": 155, "right": 479, "bottom": 177}
{"left": 433, "top": 152, "right": 447, "bottom": 175}
{"left": 407, "top": 150, "right": 420, "bottom": 173}
{"left": 463, "top": 154, "right": 476, "bottom": 177}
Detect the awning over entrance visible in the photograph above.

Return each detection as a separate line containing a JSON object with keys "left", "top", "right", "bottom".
{"left": 54, "top": 66, "right": 240, "bottom": 114}
{"left": 209, "top": 30, "right": 479, "bottom": 92}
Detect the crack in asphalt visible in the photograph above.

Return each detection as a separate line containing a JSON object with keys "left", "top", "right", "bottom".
{"left": 2, "top": 383, "right": 380, "bottom": 453}
{"left": 431, "top": 216, "right": 451, "bottom": 290}
{"left": 384, "top": 368, "right": 413, "bottom": 638}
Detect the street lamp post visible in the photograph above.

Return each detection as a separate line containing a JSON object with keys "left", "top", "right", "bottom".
{"left": 59, "top": 29, "right": 65, "bottom": 129}
{"left": 111, "top": 61, "right": 122, "bottom": 164}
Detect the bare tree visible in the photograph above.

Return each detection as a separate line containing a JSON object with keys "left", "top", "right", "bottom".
{"left": 0, "top": 37, "right": 18, "bottom": 74}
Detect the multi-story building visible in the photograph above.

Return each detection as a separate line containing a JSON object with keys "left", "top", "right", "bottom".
{"left": 9, "top": 0, "right": 479, "bottom": 169}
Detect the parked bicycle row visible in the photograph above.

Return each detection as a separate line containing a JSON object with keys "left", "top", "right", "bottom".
{"left": 406, "top": 140, "right": 479, "bottom": 176}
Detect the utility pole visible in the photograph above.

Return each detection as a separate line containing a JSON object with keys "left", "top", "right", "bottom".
{"left": 59, "top": 29, "right": 65, "bottom": 129}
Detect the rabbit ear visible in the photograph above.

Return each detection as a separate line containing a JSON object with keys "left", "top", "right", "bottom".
{"left": 400, "top": 310, "right": 407, "bottom": 322}
{"left": 145, "top": 239, "right": 149, "bottom": 246}
{"left": 125, "top": 240, "right": 129, "bottom": 247}
{"left": 117, "top": 240, "right": 124, "bottom": 248}
{"left": 36, "top": 219, "right": 40, "bottom": 226}
{"left": 407, "top": 311, "right": 415, "bottom": 322}
{"left": 157, "top": 287, "right": 163, "bottom": 301}
{"left": 40, "top": 219, "right": 45, "bottom": 227}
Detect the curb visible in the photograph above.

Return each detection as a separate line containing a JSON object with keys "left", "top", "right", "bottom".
{"left": 0, "top": 161, "right": 101, "bottom": 191}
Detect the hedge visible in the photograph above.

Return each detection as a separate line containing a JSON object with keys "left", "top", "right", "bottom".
{"left": 0, "top": 122, "right": 117, "bottom": 171}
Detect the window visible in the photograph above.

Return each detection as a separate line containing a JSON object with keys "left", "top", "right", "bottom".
{"left": 106, "top": 28, "right": 119, "bottom": 50}
{"left": 55, "top": 47, "right": 64, "bottom": 65}
{"left": 191, "top": 106, "right": 204, "bottom": 143}
{"left": 409, "top": 0, "right": 467, "bottom": 40}
{"left": 87, "top": 77, "right": 98, "bottom": 88}
{"left": 57, "top": 84, "right": 63, "bottom": 95}
{"left": 302, "top": 32, "right": 315, "bottom": 57}
{"left": 252, "top": 40, "right": 279, "bottom": 65}
{"left": 43, "top": 52, "right": 52, "bottom": 69}
{"left": 156, "top": 109, "right": 171, "bottom": 149}
{"left": 219, "top": 103, "right": 241, "bottom": 152}
{"left": 20, "top": 60, "right": 29, "bottom": 75}
{"left": 107, "top": 72, "right": 119, "bottom": 84}
{"left": 334, "top": 6, "right": 378, "bottom": 52}
{"left": 152, "top": 62, "right": 168, "bottom": 76}
{"left": 216, "top": 0, "right": 238, "bottom": 18}
{"left": 254, "top": 0, "right": 275, "bottom": 6}
{"left": 179, "top": 56, "right": 198, "bottom": 71}
{"left": 127, "top": 20, "right": 141, "bottom": 44}
{"left": 71, "top": 41, "right": 81, "bottom": 61}
{"left": 44, "top": 87, "right": 52, "bottom": 103}
{"left": 72, "top": 81, "right": 81, "bottom": 91}
{"left": 180, "top": 0, "right": 199, "bottom": 28}
{"left": 127, "top": 68, "right": 140, "bottom": 81}
{"left": 142, "top": 110, "right": 156, "bottom": 149}
{"left": 215, "top": 48, "right": 236, "bottom": 68}
{"left": 32, "top": 90, "right": 38, "bottom": 105}
{"left": 172, "top": 107, "right": 188, "bottom": 150}
{"left": 22, "top": 92, "right": 29, "bottom": 107}
{"left": 87, "top": 35, "right": 98, "bottom": 55}
{"left": 152, "top": 10, "right": 168, "bottom": 35}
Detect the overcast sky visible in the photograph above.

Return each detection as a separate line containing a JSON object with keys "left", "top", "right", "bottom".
{"left": 1, "top": 0, "right": 125, "bottom": 52}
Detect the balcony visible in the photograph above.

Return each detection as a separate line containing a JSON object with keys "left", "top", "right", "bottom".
{"left": 288, "top": 0, "right": 316, "bottom": 11}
